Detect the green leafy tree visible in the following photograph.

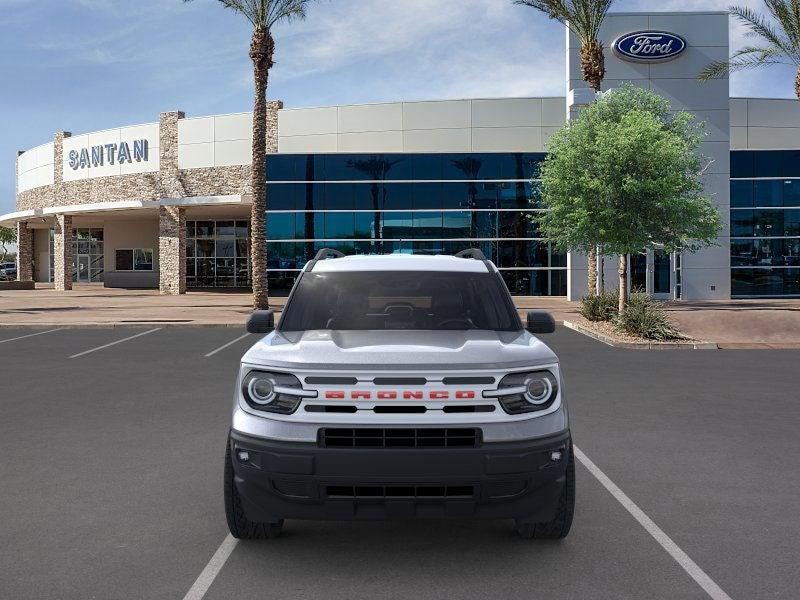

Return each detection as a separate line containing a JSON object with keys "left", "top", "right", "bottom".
{"left": 0, "top": 226, "right": 15, "bottom": 263}
{"left": 515, "top": 0, "right": 616, "bottom": 294}
{"left": 699, "top": 2, "right": 800, "bottom": 100}
{"left": 184, "top": 0, "right": 315, "bottom": 309}
{"left": 536, "top": 85, "right": 722, "bottom": 313}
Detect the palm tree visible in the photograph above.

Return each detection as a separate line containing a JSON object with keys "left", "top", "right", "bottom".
{"left": 699, "top": 2, "right": 800, "bottom": 101}
{"left": 185, "top": 0, "right": 313, "bottom": 309}
{"left": 515, "top": 0, "right": 616, "bottom": 295}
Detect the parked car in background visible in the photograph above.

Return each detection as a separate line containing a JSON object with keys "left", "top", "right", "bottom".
{"left": 0, "top": 262, "right": 16, "bottom": 281}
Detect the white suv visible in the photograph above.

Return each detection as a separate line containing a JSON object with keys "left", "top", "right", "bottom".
{"left": 226, "top": 250, "right": 573, "bottom": 540}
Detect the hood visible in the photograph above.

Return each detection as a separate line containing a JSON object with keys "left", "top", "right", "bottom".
{"left": 242, "top": 329, "right": 558, "bottom": 371}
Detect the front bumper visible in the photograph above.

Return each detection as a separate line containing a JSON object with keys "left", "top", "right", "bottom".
{"left": 229, "top": 429, "right": 571, "bottom": 522}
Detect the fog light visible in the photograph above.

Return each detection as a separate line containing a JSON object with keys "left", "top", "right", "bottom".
{"left": 237, "top": 450, "right": 250, "bottom": 463}
{"left": 550, "top": 450, "right": 562, "bottom": 462}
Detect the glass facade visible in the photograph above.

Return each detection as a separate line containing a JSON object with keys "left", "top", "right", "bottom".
{"left": 264, "top": 153, "right": 567, "bottom": 296}
{"left": 731, "top": 151, "right": 800, "bottom": 297}
{"left": 186, "top": 220, "right": 251, "bottom": 288}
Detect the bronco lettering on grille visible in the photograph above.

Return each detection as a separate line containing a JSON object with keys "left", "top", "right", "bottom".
{"left": 323, "top": 390, "right": 477, "bottom": 400}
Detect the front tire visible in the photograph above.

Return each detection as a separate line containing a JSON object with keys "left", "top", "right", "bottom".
{"left": 515, "top": 441, "right": 575, "bottom": 540}
{"left": 224, "top": 443, "right": 283, "bottom": 539}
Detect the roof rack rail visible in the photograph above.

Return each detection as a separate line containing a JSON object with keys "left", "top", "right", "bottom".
{"left": 455, "top": 248, "right": 488, "bottom": 261}
{"left": 313, "top": 248, "right": 346, "bottom": 261}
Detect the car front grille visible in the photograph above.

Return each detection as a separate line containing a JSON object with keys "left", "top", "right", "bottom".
{"left": 325, "top": 485, "right": 475, "bottom": 499}
{"left": 319, "top": 427, "right": 481, "bottom": 448}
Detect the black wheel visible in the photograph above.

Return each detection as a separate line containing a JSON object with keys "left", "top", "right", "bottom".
{"left": 224, "top": 443, "right": 283, "bottom": 539}
{"left": 515, "top": 441, "right": 575, "bottom": 540}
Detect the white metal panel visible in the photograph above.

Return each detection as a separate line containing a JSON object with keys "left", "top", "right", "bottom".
{"left": 402, "top": 128, "right": 471, "bottom": 152}
{"left": 403, "top": 100, "right": 471, "bottom": 130}
{"left": 649, "top": 78, "right": 729, "bottom": 111}
{"left": 730, "top": 126, "right": 748, "bottom": 149}
{"left": 729, "top": 99, "right": 748, "bottom": 127}
{"left": 178, "top": 117, "right": 214, "bottom": 144}
{"left": 471, "top": 98, "right": 542, "bottom": 128}
{"left": 278, "top": 107, "right": 338, "bottom": 137}
{"left": 214, "top": 113, "right": 252, "bottom": 142}
{"left": 747, "top": 98, "right": 800, "bottom": 128}
{"left": 214, "top": 139, "right": 250, "bottom": 166}
{"left": 338, "top": 102, "right": 403, "bottom": 133}
{"left": 746, "top": 127, "right": 800, "bottom": 150}
{"left": 337, "top": 130, "right": 403, "bottom": 152}
{"left": 278, "top": 134, "right": 338, "bottom": 153}
{"left": 648, "top": 13, "right": 729, "bottom": 47}
{"left": 86, "top": 128, "right": 121, "bottom": 178}
{"left": 472, "top": 127, "right": 543, "bottom": 152}
{"left": 542, "top": 126, "right": 560, "bottom": 149}
{"left": 690, "top": 109, "right": 729, "bottom": 143}
{"left": 178, "top": 142, "right": 214, "bottom": 169}
{"left": 541, "top": 98, "right": 566, "bottom": 126}
{"left": 62, "top": 134, "right": 90, "bottom": 182}
{"left": 652, "top": 46, "right": 728, "bottom": 79}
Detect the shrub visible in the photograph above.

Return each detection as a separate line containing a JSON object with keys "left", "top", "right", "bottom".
{"left": 580, "top": 290, "right": 619, "bottom": 322}
{"left": 614, "top": 293, "right": 684, "bottom": 340}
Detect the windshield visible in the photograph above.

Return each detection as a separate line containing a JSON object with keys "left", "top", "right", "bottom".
{"left": 279, "top": 271, "right": 522, "bottom": 332}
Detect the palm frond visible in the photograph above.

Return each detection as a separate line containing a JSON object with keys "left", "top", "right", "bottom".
{"left": 699, "top": 46, "right": 788, "bottom": 80}
{"left": 730, "top": 5, "right": 800, "bottom": 64}
{"left": 515, "top": 0, "right": 616, "bottom": 43}
{"left": 764, "top": 0, "right": 800, "bottom": 46}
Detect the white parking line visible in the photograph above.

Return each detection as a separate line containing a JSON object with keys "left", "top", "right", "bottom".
{"left": 574, "top": 445, "right": 733, "bottom": 600}
{"left": 68, "top": 328, "right": 162, "bottom": 359}
{"left": 0, "top": 328, "right": 63, "bottom": 345}
{"left": 204, "top": 333, "right": 251, "bottom": 358}
{"left": 182, "top": 534, "right": 238, "bottom": 600}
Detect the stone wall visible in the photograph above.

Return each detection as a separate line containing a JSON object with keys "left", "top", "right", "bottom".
{"left": 53, "top": 214, "right": 73, "bottom": 291}
{"left": 16, "top": 221, "right": 33, "bottom": 281}
{"left": 158, "top": 206, "right": 185, "bottom": 295}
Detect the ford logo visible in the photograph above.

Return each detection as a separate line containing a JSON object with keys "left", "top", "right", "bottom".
{"left": 613, "top": 31, "right": 687, "bottom": 62}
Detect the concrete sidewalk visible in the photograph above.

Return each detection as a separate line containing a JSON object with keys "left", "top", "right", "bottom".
{"left": 1, "top": 284, "right": 798, "bottom": 347}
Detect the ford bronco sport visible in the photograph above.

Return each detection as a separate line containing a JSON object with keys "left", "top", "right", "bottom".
{"left": 225, "top": 249, "right": 574, "bottom": 540}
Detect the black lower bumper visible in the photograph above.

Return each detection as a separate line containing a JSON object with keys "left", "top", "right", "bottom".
{"left": 229, "top": 429, "right": 571, "bottom": 522}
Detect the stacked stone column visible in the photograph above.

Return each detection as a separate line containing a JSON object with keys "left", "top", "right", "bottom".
{"left": 158, "top": 206, "right": 186, "bottom": 295}
{"left": 16, "top": 221, "right": 33, "bottom": 282}
{"left": 53, "top": 214, "right": 73, "bottom": 291}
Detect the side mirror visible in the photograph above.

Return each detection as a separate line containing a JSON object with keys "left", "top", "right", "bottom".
{"left": 526, "top": 311, "right": 555, "bottom": 334}
{"left": 246, "top": 310, "right": 275, "bottom": 334}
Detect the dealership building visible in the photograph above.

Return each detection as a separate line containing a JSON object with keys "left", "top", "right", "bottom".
{"left": 4, "top": 11, "right": 800, "bottom": 299}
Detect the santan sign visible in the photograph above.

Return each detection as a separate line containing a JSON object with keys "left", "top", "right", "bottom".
{"left": 68, "top": 139, "right": 149, "bottom": 170}
{"left": 613, "top": 31, "right": 687, "bottom": 62}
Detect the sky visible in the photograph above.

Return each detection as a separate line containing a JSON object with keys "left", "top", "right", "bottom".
{"left": 1, "top": 0, "right": 797, "bottom": 215}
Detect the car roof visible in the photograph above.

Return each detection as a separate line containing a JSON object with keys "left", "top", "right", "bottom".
{"left": 309, "top": 253, "right": 495, "bottom": 273}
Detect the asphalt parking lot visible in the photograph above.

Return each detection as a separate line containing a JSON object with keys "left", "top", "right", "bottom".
{"left": 1, "top": 326, "right": 798, "bottom": 600}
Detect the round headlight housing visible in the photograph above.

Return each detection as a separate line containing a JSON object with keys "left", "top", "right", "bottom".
{"left": 241, "top": 371, "right": 304, "bottom": 414}
{"left": 494, "top": 370, "right": 559, "bottom": 414}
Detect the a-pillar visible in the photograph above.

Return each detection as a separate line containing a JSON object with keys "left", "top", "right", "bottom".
{"left": 159, "top": 205, "right": 186, "bottom": 295}
{"left": 16, "top": 221, "right": 33, "bottom": 282}
{"left": 53, "top": 214, "right": 73, "bottom": 291}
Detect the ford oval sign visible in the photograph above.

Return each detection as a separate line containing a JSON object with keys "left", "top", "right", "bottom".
{"left": 613, "top": 31, "right": 687, "bottom": 63}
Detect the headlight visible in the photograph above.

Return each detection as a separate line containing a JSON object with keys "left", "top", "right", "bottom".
{"left": 241, "top": 371, "right": 315, "bottom": 414}
{"left": 485, "top": 370, "right": 559, "bottom": 414}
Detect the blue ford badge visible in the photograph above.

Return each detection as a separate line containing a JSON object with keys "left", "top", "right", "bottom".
{"left": 613, "top": 31, "right": 687, "bottom": 62}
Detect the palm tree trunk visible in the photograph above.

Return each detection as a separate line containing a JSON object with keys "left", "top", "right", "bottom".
{"left": 249, "top": 29, "right": 274, "bottom": 310}
{"left": 796, "top": 67, "right": 800, "bottom": 102}
{"left": 618, "top": 254, "right": 628, "bottom": 314}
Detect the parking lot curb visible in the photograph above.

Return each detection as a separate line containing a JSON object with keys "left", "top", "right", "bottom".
{"left": 562, "top": 321, "right": 718, "bottom": 350}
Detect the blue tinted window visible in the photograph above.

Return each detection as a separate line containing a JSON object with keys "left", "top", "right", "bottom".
{"left": 730, "top": 152, "right": 754, "bottom": 178}
{"left": 266, "top": 155, "right": 297, "bottom": 181}
{"left": 730, "top": 210, "right": 753, "bottom": 237}
{"left": 754, "top": 180, "right": 783, "bottom": 207}
{"left": 754, "top": 151, "right": 783, "bottom": 177}
{"left": 324, "top": 213, "right": 354, "bottom": 239}
{"left": 266, "top": 213, "right": 295, "bottom": 240}
{"left": 730, "top": 181, "right": 753, "bottom": 208}
{"left": 442, "top": 212, "right": 472, "bottom": 237}
{"left": 355, "top": 213, "right": 377, "bottom": 238}
{"left": 441, "top": 183, "right": 471, "bottom": 209}
{"left": 324, "top": 183, "right": 353, "bottom": 210}
{"left": 267, "top": 184, "right": 299, "bottom": 210}
{"left": 413, "top": 212, "right": 443, "bottom": 237}
{"left": 785, "top": 209, "right": 800, "bottom": 235}
{"left": 353, "top": 183, "right": 380, "bottom": 210}
{"left": 783, "top": 180, "right": 800, "bottom": 207}
{"left": 382, "top": 212, "right": 413, "bottom": 238}
{"left": 382, "top": 183, "right": 413, "bottom": 210}
{"left": 412, "top": 155, "right": 442, "bottom": 179}
{"left": 412, "top": 182, "right": 443, "bottom": 209}
{"left": 732, "top": 268, "right": 800, "bottom": 296}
